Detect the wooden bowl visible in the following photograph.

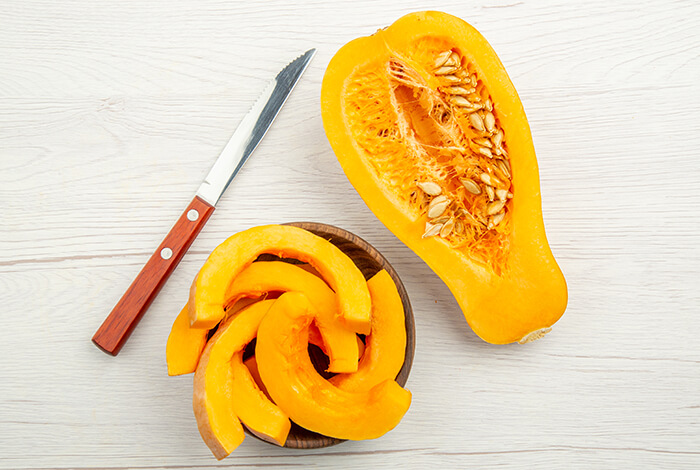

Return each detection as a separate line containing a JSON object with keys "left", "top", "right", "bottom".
{"left": 247, "top": 221, "right": 415, "bottom": 449}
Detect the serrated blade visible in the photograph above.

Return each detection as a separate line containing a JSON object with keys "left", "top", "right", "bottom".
{"left": 196, "top": 48, "right": 316, "bottom": 206}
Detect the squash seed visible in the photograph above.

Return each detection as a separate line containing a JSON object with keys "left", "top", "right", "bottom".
{"left": 479, "top": 147, "right": 493, "bottom": 158}
{"left": 444, "top": 57, "right": 458, "bottom": 67}
{"left": 497, "top": 160, "right": 511, "bottom": 179}
{"left": 484, "top": 99, "right": 493, "bottom": 112}
{"left": 417, "top": 181, "right": 442, "bottom": 196}
{"left": 422, "top": 222, "right": 442, "bottom": 238}
{"left": 475, "top": 137, "right": 492, "bottom": 148}
{"left": 484, "top": 112, "right": 496, "bottom": 133}
{"left": 485, "top": 185, "right": 495, "bottom": 202}
{"left": 445, "top": 86, "right": 471, "bottom": 95}
{"left": 427, "top": 195, "right": 450, "bottom": 218}
{"left": 443, "top": 74, "right": 461, "bottom": 83}
{"left": 449, "top": 96, "right": 471, "bottom": 108}
{"left": 488, "top": 211, "right": 505, "bottom": 229}
{"left": 440, "top": 218, "right": 455, "bottom": 238}
{"left": 454, "top": 218, "right": 464, "bottom": 234}
{"left": 480, "top": 172, "right": 496, "bottom": 186}
{"left": 469, "top": 113, "right": 485, "bottom": 132}
{"left": 434, "top": 50, "right": 452, "bottom": 68}
{"left": 431, "top": 216, "right": 450, "bottom": 225}
{"left": 495, "top": 188, "right": 508, "bottom": 201}
{"left": 460, "top": 178, "right": 481, "bottom": 195}
{"left": 435, "top": 66, "right": 458, "bottom": 75}
{"left": 487, "top": 200, "right": 506, "bottom": 215}
{"left": 493, "top": 130, "right": 504, "bottom": 148}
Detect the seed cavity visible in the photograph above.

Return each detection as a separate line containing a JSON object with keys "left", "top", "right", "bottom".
{"left": 350, "top": 48, "right": 516, "bottom": 267}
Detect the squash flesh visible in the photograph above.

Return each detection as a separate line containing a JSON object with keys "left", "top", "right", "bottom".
{"left": 331, "top": 269, "right": 406, "bottom": 391}
{"left": 189, "top": 224, "right": 372, "bottom": 334}
{"left": 193, "top": 300, "right": 290, "bottom": 459}
{"left": 224, "top": 261, "right": 359, "bottom": 373}
{"left": 256, "top": 292, "right": 411, "bottom": 440}
{"left": 166, "top": 304, "right": 208, "bottom": 376}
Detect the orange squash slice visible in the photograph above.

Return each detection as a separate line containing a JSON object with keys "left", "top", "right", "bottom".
{"left": 255, "top": 292, "right": 411, "bottom": 440}
{"left": 189, "top": 225, "right": 372, "bottom": 334}
{"left": 193, "top": 300, "right": 290, "bottom": 459}
{"left": 331, "top": 269, "right": 406, "bottom": 391}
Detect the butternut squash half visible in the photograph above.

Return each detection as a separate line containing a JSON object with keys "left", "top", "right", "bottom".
{"left": 256, "top": 292, "right": 411, "bottom": 440}
{"left": 189, "top": 225, "right": 372, "bottom": 334}
{"left": 321, "top": 11, "right": 567, "bottom": 344}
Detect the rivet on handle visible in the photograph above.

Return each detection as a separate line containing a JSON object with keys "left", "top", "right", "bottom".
{"left": 160, "top": 247, "right": 173, "bottom": 260}
{"left": 187, "top": 209, "right": 200, "bottom": 221}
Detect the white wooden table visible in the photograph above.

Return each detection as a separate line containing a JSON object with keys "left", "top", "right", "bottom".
{"left": 2, "top": 1, "right": 699, "bottom": 468}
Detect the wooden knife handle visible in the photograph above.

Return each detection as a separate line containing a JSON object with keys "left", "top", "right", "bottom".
{"left": 92, "top": 196, "right": 215, "bottom": 356}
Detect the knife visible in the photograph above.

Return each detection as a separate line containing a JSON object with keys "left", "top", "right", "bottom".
{"left": 92, "top": 49, "right": 316, "bottom": 356}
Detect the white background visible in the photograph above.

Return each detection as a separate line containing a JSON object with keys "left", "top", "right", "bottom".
{"left": 2, "top": 1, "right": 699, "bottom": 469}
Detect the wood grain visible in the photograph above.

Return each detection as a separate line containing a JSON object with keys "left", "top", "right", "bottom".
{"left": 1, "top": 0, "right": 699, "bottom": 469}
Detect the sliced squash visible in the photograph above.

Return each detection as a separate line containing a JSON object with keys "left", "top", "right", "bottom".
{"left": 189, "top": 225, "right": 372, "bottom": 334}
{"left": 243, "top": 355, "right": 270, "bottom": 401}
{"left": 166, "top": 304, "right": 208, "bottom": 376}
{"left": 331, "top": 269, "right": 406, "bottom": 391}
{"left": 225, "top": 261, "right": 359, "bottom": 372}
{"left": 256, "top": 292, "right": 411, "bottom": 440}
{"left": 193, "top": 300, "right": 290, "bottom": 459}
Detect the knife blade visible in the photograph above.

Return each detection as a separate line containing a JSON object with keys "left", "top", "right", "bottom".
{"left": 92, "top": 49, "right": 316, "bottom": 356}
